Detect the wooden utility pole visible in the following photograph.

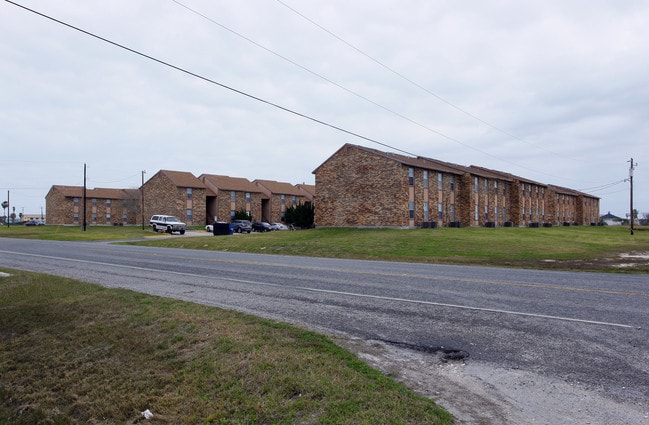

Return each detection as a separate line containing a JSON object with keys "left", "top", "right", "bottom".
{"left": 628, "top": 158, "right": 637, "bottom": 235}
{"left": 83, "top": 163, "right": 87, "bottom": 231}
{"left": 141, "top": 170, "right": 146, "bottom": 230}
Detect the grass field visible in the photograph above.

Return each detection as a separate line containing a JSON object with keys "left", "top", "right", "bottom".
{"left": 2, "top": 224, "right": 648, "bottom": 272}
{"left": 1, "top": 224, "right": 647, "bottom": 422}
{"left": 0, "top": 270, "right": 453, "bottom": 424}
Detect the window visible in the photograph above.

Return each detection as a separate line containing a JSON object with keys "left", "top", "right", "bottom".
{"left": 408, "top": 168, "right": 414, "bottom": 186}
{"left": 106, "top": 199, "right": 112, "bottom": 208}
{"left": 122, "top": 214, "right": 127, "bottom": 223}
{"left": 494, "top": 181, "right": 498, "bottom": 195}
{"left": 485, "top": 205, "right": 488, "bottom": 221}
{"left": 230, "top": 191, "right": 236, "bottom": 202}
{"left": 73, "top": 197, "right": 79, "bottom": 206}
{"left": 245, "top": 192, "right": 251, "bottom": 203}
{"left": 423, "top": 202, "right": 429, "bottom": 220}
{"left": 92, "top": 198, "right": 97, "bottom": 207}
{"left": 409, "top": 201, "right": 414, "bottom": 219}
{"left": 438, "top": 173, "right": 443, "bottom": 190}
{"left": 450, "top": 175, "right": 455, "bottom": 191}
{"left": 230, "top": 210, "right": 235, "bottom": 218}
{"left": 281, "top": 195, "right": 286, "bottom": 205}
{"left": 502, "top": 207, "right": 507, "bottom": 222}
{"left": 474, "top": 205, "right": 479, "bottom": 221}
{"left": 494, "top": 206, "right": 498, "bottom": 221}
{"left": 423, "top": 171, "right": 429, "bottom": 188}
{"left": 292, "top": 196, "right": 297, "bottom": 206}
{"left": 186, "top": 188, "right": 192, "bottom": 200}
{"left": 106, "top": 213, "right": 111, "bottom": 223}
{"left": 186, "top": 209, "right": 193, "bottom": 222}
{"left": 92, "top": 213, "right": 97, "bottom": 223}
{"left": 73, "top": 213, "right": 79, "bottom": 223}
{"left": 484, "top": 179, "right": 488, "bottom": 194}
{"left": 450, "top": 204, "right": 455, "bottom": 221}
{"left": 438, "top": 203, "right": 443, "bottom": 220}
{"left": 503, "top": 183, "right": 507, "bottom": 196}
{"left": 474, "top": 177, "right": 479, "bottom": 192}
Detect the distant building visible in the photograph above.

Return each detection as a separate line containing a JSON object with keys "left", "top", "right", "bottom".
{"left": 312, "top": 143, "right": 600, "bottom": 228}
{"left": 45, "top": 185, "right": 140, "bottom": 225}
{"left": 141, "top": 170, "right": 206, "bottom": 227}
{"left": 45, "top": 144, "right": 599, "bottom": 229}
{"left": 253, "top": 179, "right": 312, "bottom": 223}
{"left": 600, "top": 211, "right": 623, "bottom": 226}
{"left": 199, "top": 174, "right": 265, "bottom": 223}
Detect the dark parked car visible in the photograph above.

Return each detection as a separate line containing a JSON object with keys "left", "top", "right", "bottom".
{"left": 24, "top": 220, "right": 44, "bottom": 226}
{"left": 252, "top": 221, "right": 272, "bottom": 232}
{"left": 231, "top": 219, "right": 252, "bottom": 233}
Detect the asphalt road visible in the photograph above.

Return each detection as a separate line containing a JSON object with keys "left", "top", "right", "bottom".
{"left": 1, "top": 237, "right": 647, "bottom": 423}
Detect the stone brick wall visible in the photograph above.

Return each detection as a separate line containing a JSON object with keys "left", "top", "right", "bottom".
{"left": 45, "top": 189, "right": 72, "bottom": 224}
{"left": 143, "top": 173, "right": 205, "bottom": 226}
{"left": 211, "top": 191, "right": 264, "bottom": 223}
{"left": 315, "top": 145, "right": 409, "bottom": 227}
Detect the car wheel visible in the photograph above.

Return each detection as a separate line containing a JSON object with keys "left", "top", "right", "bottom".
{"left": 152, "top": 225, "right": 157, "bottom": 232}
{"left": 180, "top": 229, "right": 185, "bottom": 235}
{"left": 166, "top": 227, "right": 172, "bottom": 234}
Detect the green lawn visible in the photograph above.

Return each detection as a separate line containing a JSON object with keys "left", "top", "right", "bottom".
{"left": 0, "top": 270, "right": 453, "bottom": 424}
{"left": 131, "top": 225, "right": 649, "bottom": 273}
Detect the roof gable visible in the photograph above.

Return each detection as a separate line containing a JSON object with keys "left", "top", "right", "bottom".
{"left": 253, "top": 179, "right": 304, "bottom": 196}
{"left": 199, "top": 174, "right": 262, "bottom": 193}
{"left": 157, "top": 170, "right": 206, "bottom": 189}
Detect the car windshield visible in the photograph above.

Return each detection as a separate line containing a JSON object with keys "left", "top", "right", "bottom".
{"left": 167, "top": 216, "right": 181, "bottom": 222}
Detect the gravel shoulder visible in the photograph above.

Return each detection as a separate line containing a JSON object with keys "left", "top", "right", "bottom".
{"left": 338, "top": 338, "right": 649, "bottom": 425}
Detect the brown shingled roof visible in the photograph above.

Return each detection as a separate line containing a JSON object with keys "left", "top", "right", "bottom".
{"left": 48, "top": 185, "right": 135, "bottom": 199}
{"left": 199, "top": 174, "right": 263, "bottom": 193}
{"left": 253, "top": 179, "right": 304, "bottom": 196}
{"left": 157, "top": 170, "right": 206, "bottom": 189}
{"left": 313, "top": 144, "right": 465, "bottom": 175}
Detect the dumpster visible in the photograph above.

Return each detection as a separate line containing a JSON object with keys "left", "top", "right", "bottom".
{"left": 212, "top": 222, "right": 231, "bottom": 236}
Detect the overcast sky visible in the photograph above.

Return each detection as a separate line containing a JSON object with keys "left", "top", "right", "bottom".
{"left": 2, "top": 0, "right": 647, "bottom": 218}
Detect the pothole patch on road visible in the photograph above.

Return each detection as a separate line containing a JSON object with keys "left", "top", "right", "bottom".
{"left": 379, "top": 339, "right": 470, "bottom": 362}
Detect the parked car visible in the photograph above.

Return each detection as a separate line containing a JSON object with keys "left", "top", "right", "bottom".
{"left": 24, "top": 220, "right": 44, "bottom": 226}
{"left": 252, "top": 221, "right": 272, "bottom": 232}
{"left": 150, "top": 215, "right": 186, "bottom": 234}
{"left": 270, "top": 222, "right": 288, "bottom": 231}
{"left": 231, "top": 219, "right": 252, "bottom": 233}
{"left": 205, "top": 224, "right": 213, "bottom": 232}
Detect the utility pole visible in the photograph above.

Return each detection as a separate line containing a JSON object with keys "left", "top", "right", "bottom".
{"left": 628, "top": 158, "right": 637, "bottom": 235}
{"left": 141, "top": 170, "right": 146, "bottom": 230}
{"left": 83, "top": 163, "right": 87, "bottom": 231}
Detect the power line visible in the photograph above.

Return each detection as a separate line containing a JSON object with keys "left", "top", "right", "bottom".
{"left": 6, "top": 0, "right": 417, "bottom": 158}
{"left": 169, "top": 0, "right": 572, "bottom": 180}
{"left": 579, "top": 179, "right": 626, "bottom": 193}
{"left": 169, "top": 1, "right": 492, "bottom": 158}
{"left": 9, "top": 0, "right": 597, "bottom": 187}
{"left": 274, "top": 0, "right": 581, "bottom": 162}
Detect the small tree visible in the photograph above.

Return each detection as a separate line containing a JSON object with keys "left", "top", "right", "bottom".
{"left": 233, "top": 208, "right": 252, "bottom": 221}
{"left": 285, "top": 203, "right": 314, "bottom": 229}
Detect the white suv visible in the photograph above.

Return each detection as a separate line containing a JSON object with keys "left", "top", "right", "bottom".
{"left": 149, "top": 215, "right": 186, "bottom": 234}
